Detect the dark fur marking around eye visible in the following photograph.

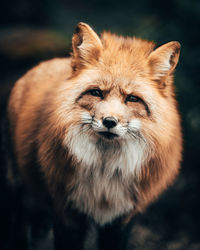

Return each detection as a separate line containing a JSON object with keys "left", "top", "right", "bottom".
{"left": 125, "top": 94, "right": 151, "bottom": 117}
{"left": 75, "top": 88, "right": 103, "bottom": 104}
{"left": 143, "top": 101, "right": 151, "bottom": 116}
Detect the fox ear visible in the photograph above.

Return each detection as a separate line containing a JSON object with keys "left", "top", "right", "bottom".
{"left": 71, "top": 22, "right": 103, "bottom": 71}
{"left": 148, "top": 41, "right": 181, "bottom": 83}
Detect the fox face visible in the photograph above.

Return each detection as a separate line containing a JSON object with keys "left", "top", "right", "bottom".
{"left": 58, "top": 24, "right": 180, "bottom": 181}
{"left": 78, "top": 86, "right": 146, "bottom": 138}
{"left": 61, "top": 70, "right": 153, "bottom": 178}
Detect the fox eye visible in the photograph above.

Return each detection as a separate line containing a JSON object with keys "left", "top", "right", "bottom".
{"left": 125, "top": 95, "right": 140, "bottom": 103}
{"left": 88, "top": 89, "right": 103, "bottom": 98}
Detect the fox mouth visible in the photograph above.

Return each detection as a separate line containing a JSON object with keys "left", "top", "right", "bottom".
{"left": 98, "top": 131, "right": 118, "bottom": 140}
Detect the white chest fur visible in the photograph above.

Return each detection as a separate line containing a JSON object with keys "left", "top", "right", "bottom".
{"left": 68, "top": 167, "right": 135, "bottom": 225}
{"left": 64, "top": 126, "right": 147, "bottom": 225}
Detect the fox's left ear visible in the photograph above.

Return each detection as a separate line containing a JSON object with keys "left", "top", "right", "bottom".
{"left": 148, "top": 41, "right": 181, "bottom": 83}
{"left": 71, "top": 22, "right": 103, "bottom": 71}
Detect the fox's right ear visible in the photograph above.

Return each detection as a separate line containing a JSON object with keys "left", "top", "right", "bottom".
{"left": 71, "top": 22, "right": 103, "bottom": 71}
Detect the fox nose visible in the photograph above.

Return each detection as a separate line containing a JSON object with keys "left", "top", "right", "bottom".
{"left": 103, "top": 117, "right": 118, "bottom": 129}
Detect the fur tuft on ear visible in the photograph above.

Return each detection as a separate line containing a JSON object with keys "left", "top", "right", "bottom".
{"left": 148, "top": 41, "right": 181, "bottom": 83}
{"left": 71, "top": 22, "right": 103, "bottom": 71}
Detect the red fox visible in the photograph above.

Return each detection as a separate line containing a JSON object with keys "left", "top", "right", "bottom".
{"left": 8, "top": 23, "right": 182, "bottom": 249}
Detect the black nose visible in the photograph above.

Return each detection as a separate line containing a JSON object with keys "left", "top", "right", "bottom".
{"left": 103, "top": 117, "right": 118, "bottom": 129}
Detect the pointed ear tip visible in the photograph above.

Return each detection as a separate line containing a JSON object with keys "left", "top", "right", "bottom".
{"left": 77, "top": 22, "right": 88, "bottom": 27}
{"left": 73, "top": 22, "right": 95, "bottom": 37}
{"left": 170, "top": 41, "right": 181, "bottom": 50}
{"left": 75, "top": 22, "right": 91, "bottom": 31}
{"left": 73, "top": 22, "right": 89, "bottom": 38}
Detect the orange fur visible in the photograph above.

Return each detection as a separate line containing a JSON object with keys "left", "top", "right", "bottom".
{"left": 8, "top": 23, "right": 182, "bottom": 226}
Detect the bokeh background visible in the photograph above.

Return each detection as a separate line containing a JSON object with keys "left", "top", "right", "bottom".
{"left": 0, "top": 0, "right": 200, "bottom": 249}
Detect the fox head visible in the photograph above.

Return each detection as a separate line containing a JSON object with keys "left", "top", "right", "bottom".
{"left": 56, "top": 23, "right": 181, "bottom": 177}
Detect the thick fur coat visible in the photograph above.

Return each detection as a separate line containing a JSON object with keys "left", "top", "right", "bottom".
{"left": 8, "top": 23, "right": 182, "bottom": 249}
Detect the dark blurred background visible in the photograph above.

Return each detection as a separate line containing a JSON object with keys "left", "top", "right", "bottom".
{"left": 0, "top": 0, "right": 200, "bottom": 249}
